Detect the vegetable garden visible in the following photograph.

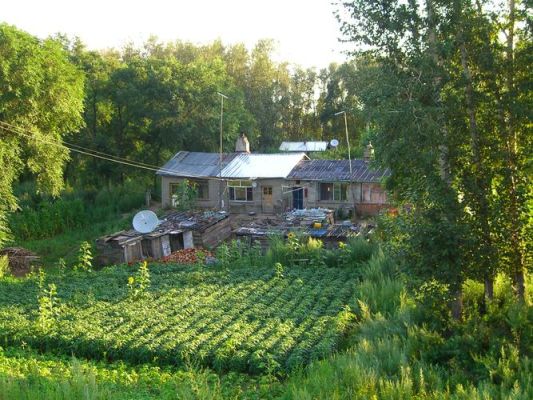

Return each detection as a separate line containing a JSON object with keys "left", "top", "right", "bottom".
{"left": 0, "top": 260, "right": 359, "bottom": 375}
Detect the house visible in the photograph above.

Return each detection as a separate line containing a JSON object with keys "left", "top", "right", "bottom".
{"left": 157, "top": 138, "right": 390, "bottom": 216}
{"left": 286, "top": 158, "right": 390, "bottom": 216}
{"left": 157, "top": 148, "right": 307, "bottom": 214}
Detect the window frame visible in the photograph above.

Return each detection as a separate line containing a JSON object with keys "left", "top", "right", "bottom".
{"left": 228, "top": 180, "right": 254, "bottom": 202}
{"left": 319, "top": 182, "right": 348, "bottom": 202}
{"left": 169, "top": 179, "right": 209, "bottom": 201}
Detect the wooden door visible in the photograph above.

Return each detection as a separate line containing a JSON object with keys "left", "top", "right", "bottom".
{"left": 292, "top": 187, "right": 304, "bottom": 209}
{"left": 262, "top": 186, "right": 274, "bottom": 213}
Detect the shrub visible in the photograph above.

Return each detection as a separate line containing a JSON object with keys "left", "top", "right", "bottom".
{"left": 75, "top": 241, "right": 93, "bottom": 272}
{"left": 0, "top": 255, "right": 10, "bottom": 278}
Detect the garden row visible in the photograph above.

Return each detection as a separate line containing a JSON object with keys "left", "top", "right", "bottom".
{"left": 0, "top": 262, "right": 360, "bottom": 375}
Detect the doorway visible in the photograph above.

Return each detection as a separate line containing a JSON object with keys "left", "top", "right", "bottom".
{"left": 292, "top": 187, "right": 304, "bottom": 210}
{"left": 262, "top": 186, "right": 274, "bottom": 213}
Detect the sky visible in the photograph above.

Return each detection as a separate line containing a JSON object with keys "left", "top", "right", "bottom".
{"left": 1, "top": 0, "right": 350, "bottom": 69}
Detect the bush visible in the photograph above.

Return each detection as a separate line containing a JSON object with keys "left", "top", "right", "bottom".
{"left": 9, "top": 182, "right": 146, "bottom": 241}
{"left": 0, "top": 255, "right": 10, "bottom": 278}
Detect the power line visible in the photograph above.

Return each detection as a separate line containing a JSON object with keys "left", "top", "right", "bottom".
{"left": 0, "top": 120, "right": 218, "bottom": 179}
{"left": 0, "top": 120, "right": 161, "bottom": 170}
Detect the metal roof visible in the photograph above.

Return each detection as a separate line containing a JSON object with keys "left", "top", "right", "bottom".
{"left": 279, "top": 141, "right": 328, "bottom": 152}
{"left": 156, "top": 151, "right": 237, "bottom": 178}
{"left": 220, "top": 152, "right": 306, "bottom": 179}
{"left": 287, "top": 159, "right": 390, "bottom": 183}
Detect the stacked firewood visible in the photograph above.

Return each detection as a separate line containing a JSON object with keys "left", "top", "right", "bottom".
{"left": 161, "top": 248, "right": 213, "bottom": 264}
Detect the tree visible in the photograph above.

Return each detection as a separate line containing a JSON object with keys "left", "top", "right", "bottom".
{"left": 0, "top": 24, "right": 84, "bottom": 245}
{"left": 337, "top": 0, "right": 531, "bottom": 308}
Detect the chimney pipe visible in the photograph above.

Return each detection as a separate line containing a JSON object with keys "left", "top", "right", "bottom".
{"left": 364, "top": 142, "right": 374, "bottom": 161}
{"left": 235, "top": 131, "right": 250, "bottom": 153}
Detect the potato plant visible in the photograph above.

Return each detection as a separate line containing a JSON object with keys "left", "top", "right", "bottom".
{"left": 0, "top": 262, "right": 360, "bottom": 375}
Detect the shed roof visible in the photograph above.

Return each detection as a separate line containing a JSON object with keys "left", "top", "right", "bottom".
{"left": 221, "top": 152, "right": 306, "bottom": 179}
{"left": 287, "top": 159, "right": 390, "bottom": 183}
{"left": 279, "top": 141, "right": 328, "bottom": 152}
{"left": 156, "top": 151, "right": 237, "bottom": 178}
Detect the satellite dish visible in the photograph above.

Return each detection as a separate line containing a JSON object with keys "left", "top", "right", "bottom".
{"left": 252, "top": 181, "right": 258, "bottom": 188}
{"left": 330, "top": 139, "right": 339, "bottom": 148}
{"left": 133, "top": 210, "right": 161, "bottom": 233}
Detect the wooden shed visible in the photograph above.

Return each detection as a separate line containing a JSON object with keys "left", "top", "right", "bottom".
{"left": 165, "top": 211, "right": 232, "bottom": 249}
{"left": 96, "top": 232, "right": 144, "bottom": 266}
{"left": 141, "top": 230, "right": 194, "bottom": 259}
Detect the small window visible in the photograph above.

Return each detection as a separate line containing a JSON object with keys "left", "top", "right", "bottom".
{"left": 170, "top": 179, "right": 209, "bottom": 201}
{"left": 320, "top": 183, "right": 333, "bottom": 201}
{"left": 228, "top": 180, "right": 254, "bottom": 202}
{"left": 263, "top": 187, "right": 272, "bottom": 195}
{"left": 319, "top": 182, "right": 348, "bottom": 201}
{"left": 190, "top": 179, "right": 209, "bottom": 200}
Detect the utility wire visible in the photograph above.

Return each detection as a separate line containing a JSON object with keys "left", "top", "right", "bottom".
{"left": 0, "top": 120, "right": 222, "bottom": 180}
{"left": 0, "top": 120, "right": 163, "bottom": 170}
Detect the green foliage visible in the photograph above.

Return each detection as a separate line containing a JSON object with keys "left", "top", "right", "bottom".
{"left": 0, "top": 261, "right": 359, "bottom": 375}
{"left": 274, "top": 262, "right": 284, "bottom": 279}
{"left": 171, "top": 179, "right": 199, "bottom": 211}
{"left": 0, "top": 24, "right": 84, "bottom": 247}
{"left": 283, "top": 253, "right": 532, "bottom": 400}
{"left": 217, "top": 235, "right": 376, "bottom": 273}
{"left": 56, "top": 257, "right": 67, "bottom": 274}
{"left": 338, "top": 0, "right": 531, "bottom": 304}
{"left": 0, "top": 245, "right": 530, "bottom": 398}
{"left": 37, "top": 282, "right": 59, "bottom": 333}
{"left": 0, "top": 256, "right": 9, "bottom": 279}
{"left": 0, "top": 346, "right": 280, "bottom": 400}
{"left": 9, "top": 182, "right": 145, "bottom": 241}
{"left": 16, "top": 213, "right": 131, "bottom": 268}
{"left": 127, "top": 261, "right": 151, "bottom": 299}
{"left": 75, "top": 241, "right": 92, "bottom": 272}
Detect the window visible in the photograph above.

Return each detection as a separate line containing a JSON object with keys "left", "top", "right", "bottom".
{"left": 263, "top": 187, "right": 272, "bottom": 195}
{"left": 319, "top": 182, "right": 348, "bottom": 201}
{"left": 190, "top": 179, "right": 209, "bottom": 200}
{"left": 169, "top": 179, "right": 209, "bottom": 201}
{"left": 228, "top": 180, "right": 253, "bottom": 202}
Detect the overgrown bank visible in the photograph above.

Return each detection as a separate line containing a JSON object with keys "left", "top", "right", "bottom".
{"left": 0, "top": 238, "right": 530, "bottom": 399}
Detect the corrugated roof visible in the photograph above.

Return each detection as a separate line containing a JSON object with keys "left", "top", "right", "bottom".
{"left": 220, "top": 153, "right": 306, "bottom": 179}
{"left": 156, "top": 151, "right": 237, "bottom": 178}
{"left": 287, "top": 159, "right": 390, "bottom": 183}
{"left": 279, "top": 141, "right": 328, "bottom": 152}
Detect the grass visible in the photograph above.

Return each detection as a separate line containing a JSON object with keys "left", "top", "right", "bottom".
{"left": 0, "top": 237, "right": 530, "bottom": 399}
{"left": 282, "top": 252, "right": 532, "bottom": 400}
{"left": 0, "top": 346, "right": 281, "bottom": 399}
{"left": 13, "top": 215, "right": 131, "bottom": 268}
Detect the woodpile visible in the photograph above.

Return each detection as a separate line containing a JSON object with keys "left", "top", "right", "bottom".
{"left": 160, "top": 248, "right": 213, "bottom": 264}
{"left": 0, "top": 247, "right": 40, "bottom": 276}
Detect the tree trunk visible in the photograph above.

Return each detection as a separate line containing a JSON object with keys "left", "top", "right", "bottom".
{"left": 505, "top": 0, "right": 525, "bottom": 302}
{"left": 427, "top": 0, "right": 463, "bottom": 318}
{"left": 484, "top": 276, "right": 494, "bottom": 301}
{"left": 457, "top": 11, "right": 494, "bottom": 301}
{"left": 451, "top": 287, "right": 463, "bottom": 321}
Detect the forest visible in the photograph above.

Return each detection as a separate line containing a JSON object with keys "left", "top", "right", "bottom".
{"left": 0, "top": 0, "right": 531, "bottom": 399}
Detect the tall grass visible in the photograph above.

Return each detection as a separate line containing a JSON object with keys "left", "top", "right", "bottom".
{"left": 283, "top": 251, "right": 532, "bottom": 400}
{"left": 0, "top": 347, "right": 280, "bottom": 400}
{"left": 9, "top": 182, "right": 145, "bottom": 241}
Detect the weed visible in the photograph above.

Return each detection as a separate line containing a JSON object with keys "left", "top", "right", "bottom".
{"left": 75, "top": 241, "right": 93, "bottom": 272}
{"left": 0, "top": 255, "right": 10, "bottom": 278}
